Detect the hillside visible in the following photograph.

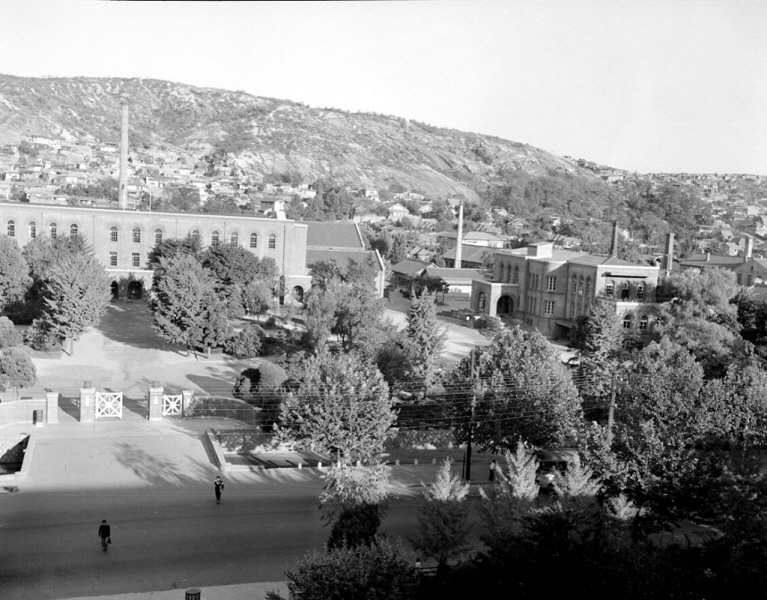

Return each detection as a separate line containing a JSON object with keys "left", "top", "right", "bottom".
{"left": 0, "top": 74, "right": 601, "bottom": 202}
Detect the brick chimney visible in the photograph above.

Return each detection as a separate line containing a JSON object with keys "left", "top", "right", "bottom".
{"left": 455, "top": 202, "right": 464, "bottom": 268}
{"left": 610, "top": 220, "right": 619, "bottom": 258}
{"left": 664, "top": 232, "right": 674, "bottom": 271}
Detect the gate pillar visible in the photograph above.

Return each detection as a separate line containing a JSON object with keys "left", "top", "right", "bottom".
{"left": 45, "top": 391, "right": 59, "bottom": 424}
{"left": 182, "top": 389, "right": 195, "bottom": 417}
{"left": 148, "top": 385, "right": 164, "bottom": 421}
{"left": 79, "top": 384, "right": 95, "bottom": 423}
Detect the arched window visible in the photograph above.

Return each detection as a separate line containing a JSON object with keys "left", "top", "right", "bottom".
{"left": 250, "top": 233, "right": 258, "bottom": 248}
{"left": 623, "top": 314, "right": 633, "bottom": 329}
{"left": 155, "top": 229, "right": 163, "bottom": 246}
{"left": 513, "top": 265, "right": 519, "bottom": 284}
{"left": 211, "top": 231, "right": 220, "bottom": 246}
{"left": 28, "top": 222, "right": 36, "bottom": 238}
{"left": 230, "top": 232, "right": 239, "bottom": 246}
{"left": 478, "top": 292, "right": 486, "bottom": 311}
{"left": 268, "top": 233, "right": 276, "bottom": 249}
{"left": 585, "top": 277, "right": 591, "bottom": 299}
{"left": 621, "top": 281, "right": 630, "bottom": 300}
{"left": 578, "top": 275, "right": 584, "bottom": 295}
{"left": 637, "top": 282, "right": 645, "bottom": 300}
{"left": 6, "top": 220, "right": 14, "bottom": 237}
{"left": 110, "top": 227, "right": 118, "bottom": 242}
{"left": 132, "top": 227, "right": 141, "bottom": 243}
{"left": 50, "top": 223, "right": 57, "bottom": 239}
{"left": 571, "top": 275, "right": 577, "bottom": 295}
{"left": 605, "top": 280, "right": 615, "bottom": 297}
{"left": 70, "top": 223, "right": 78, "bottom": 237}
{"left": 639, "top": 315, "right": 649, "bottom": 331}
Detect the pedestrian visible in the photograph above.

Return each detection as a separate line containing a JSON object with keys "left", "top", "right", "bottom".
{"left": 214, "top": 475, "right": 224, "bottom": 504}
{"left": 489, "top": 459, "right": 497, "bottom": 482}
{"left": 98, "top": 519, "right": 111, "bottom": 552}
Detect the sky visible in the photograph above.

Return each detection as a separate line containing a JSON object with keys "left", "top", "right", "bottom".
{"left": 1, "top": 1, "right": 765, "bottom": 175}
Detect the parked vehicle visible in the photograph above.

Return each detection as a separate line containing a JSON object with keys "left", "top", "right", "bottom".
{"left": 534, "top": 448, "right": 579, "bottom": 491}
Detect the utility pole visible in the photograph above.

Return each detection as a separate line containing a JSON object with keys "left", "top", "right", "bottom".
{"left": 465, "top": 347, "right": 477, "bottom": 481}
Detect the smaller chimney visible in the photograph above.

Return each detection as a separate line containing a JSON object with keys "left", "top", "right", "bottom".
{"left": 610, "top": 220, "right": 619, "bottom": 258}
{"left": 745, "top": 237, "right": 754, "bottom": 259}
{"left": 664, "top": 232, "right": 674, "bottom": 271}
{"left": 455, "top": 202, "right": 464, "bottom": 268}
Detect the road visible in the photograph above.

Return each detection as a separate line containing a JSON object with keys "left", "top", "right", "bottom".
{"left": 0, "top": 481, "right": 421, "bottom": 600}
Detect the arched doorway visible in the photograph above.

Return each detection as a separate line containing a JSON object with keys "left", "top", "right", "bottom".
{"left": 497, "top": 295, "right": 513, "bottom": 315}
{"left": 110, "top": 281, "right": 119, "bottom": 300}
{"left": 127, "top": 281, "right": 143, "bottom": 300}
{"left": 291, "top": 285, "right": 304, "bottom": 303}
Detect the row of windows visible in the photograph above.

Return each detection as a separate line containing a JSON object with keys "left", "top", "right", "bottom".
{"left": 571, "top": 275, "right": 593, "bottom": 297}
{"left": 623, "top": 314, "right": 649, "bottom": 331}
{"left": 499, "top": 263, "right": 520, "bottom": 284}
{"left": 604, "top": 279, "right": 645, "bottom": 300}
{"left": 109, "top": 252, "right": 142, "bottom": 268}
{"left": 6, "top": 220, "right": 278, "bottom": 250}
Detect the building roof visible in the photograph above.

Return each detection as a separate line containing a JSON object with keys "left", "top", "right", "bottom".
{"left": 442, "top": 244, "right": 489, "bottom": 262}
{"left": 300, "top": 221, "right": 365, "bottom": 249}
{"left": 463, "top": 231, "right": 501, "bottom": 241}
{"left": 391, "top": 257, "right": 435, "bottom": 276}
{"left": 306, "top": 249, "right": 383, "bottom": 272}
{"left": 679, "top": 253, "right": 746, "bottom": 268}
{"left": 424, "top": 267, "right": 486, "bottom": 282}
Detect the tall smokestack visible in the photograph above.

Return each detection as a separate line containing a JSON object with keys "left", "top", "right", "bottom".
{"left": 610, "top": 220, "right": 619, "bottom": 258}
{"left": 455, "top": 202, "right": 464, "bottom": 268}
{"left": 664, "top": 232, "right": 675, "bottom": 272}
{"left": 118, "top": 99, "right": 129, "bottom": 210}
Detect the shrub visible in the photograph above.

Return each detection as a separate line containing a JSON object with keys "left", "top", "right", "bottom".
{"left": 23, "top": 319, "right": 57, "bottom": 351}
{"left": 225, "top": 325, "right": 264, "bottom": 358}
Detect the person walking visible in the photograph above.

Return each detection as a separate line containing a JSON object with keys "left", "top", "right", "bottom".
{"left": 98, "top": 519, "right": 111, "bottom": 552}
{"left": 489, "top": 459, "right": 497, "bottom": 482}
{"left": 214, "top": 475, "right": 225, "bottom": 504}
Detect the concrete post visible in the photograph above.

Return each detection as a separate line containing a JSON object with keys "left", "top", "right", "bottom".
{"left": 79, "top": 386, "right": 95, "bottom": 423}
{"left": 45, "top": 392, "right": 59, "bottom": 424}
{"left": 182, "top": 390, "right": 194, "bottom": 418}
{"left": 148, "top": 386, "right": 164, "bottom": 421}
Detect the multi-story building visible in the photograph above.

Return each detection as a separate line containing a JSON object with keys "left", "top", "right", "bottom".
{"left": 0, "top": 202, "right": 312, "bottom": 302}
{"left": 470, "top": 236, "right": 661, "bottom": 340}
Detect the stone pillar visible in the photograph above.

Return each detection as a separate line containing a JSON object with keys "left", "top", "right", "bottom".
{"left": 182, "top": 390, "right": 195, "bottom": 418}
{"left": 148, "top": 386, "right": 164, "bottom": 421}
{"left": 79, "top": 384, "right": 95, "bottom": 423}
{"left": 45, "top": 391, "right": 59, "bottom": 424}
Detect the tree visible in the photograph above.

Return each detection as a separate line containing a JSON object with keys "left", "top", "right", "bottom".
{"left": 0, "top": 317, "right": 23, "bottom": 349}
{"left": 150, "top": 254, "right": 217, "bottom": 356}
{"left": 275, "top": 351, "right": 396, "bottom": 465}
{"left": 242, "top": 280, "right": 274, "bottom": 317}
{"left": 403, "top": 290, "right": 446, "bottom": 396}
{"left": 266, "top": 537, "right": 418, "bottom": 600}
{"left": 0, "top": 347, "right": 36, "bottom": 400}
{"left": 412, "top": 459, "right": 473, "bottom": 569}
{"left": 38, "top": 252, "right": 111, "bottom": 354}
{"left": 448, "top": 327, "right": 583, "bottom": 451}
{"left": 147, "top": 233, "right": 202, "bottom": 269}
{"left": 0, "top": 235, "right": 30, "bottom": 312}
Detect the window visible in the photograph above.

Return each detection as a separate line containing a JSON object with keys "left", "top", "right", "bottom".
{"left": 132, "top": 253, "right": 140, "bottom": 268}
{"left": 479, "top": 292, "right": 486, "bottom": 311}
{"left": 636, "top": 282, "right": 645, "bottom": 300}
{"left": 544, "top": 300, "right": 555, "bottom": 316}
{"left": 639, "top": 315, "right": 648, "bottom": 331}
{"left": 570, "top": 302, "right": 576, "bottom": 318}
{"left": 546, "top": 276, "right": 556, "bottom": 291}
{"left": 621, "top": 281, "right": 630, "bottom": 300}
{"left": 250, "top": 233, "right": 258, "bottom": 248}
{"left": 132, "top": 227, "right": 141, "bottom": 243}
{"left": 578, "top": 275, "right": 584, "bottom": 295}
{"left": 70, "top": 224, "right": 78, "bottom": 237}
{"left": 585, "top": 277, "right": 591, "bottom": 299}
{"left": 513, "top": 266, "right": 519, "bottom": 284}
{"left": 155, "top": 229, "right": 163, "bottom": 246}
{"left": 623, "top": 314, "right": 633, "bottom": 329}
{"left": 110, "top": 227, "right": 118, "bottom": 242}
{"left": 28, "top": 222, "right": 36, "bottom": 238}
{"left": 268, "top": 233, "right": 276, "bottom": 249}
{"left": 110, "top": 252, "right": 118, "bottom": 267}
{"left": 737, "top": 273, "right": 743, "bottom": 285}
{"left": 211, "top": 231, "right": 220, "bottom": 246}
{"left": 748, "top": 274, "right": 753, "bottom": 285}
{"left": 605, "top": 280, "right": 615, "bottom": 297}
{"left": 571, "top": 275, "right": 577, "bottom": 295}
{"left": 50, "top": 223, "right": 57, "bottom": 239}
{"left": 230, "top": 232, "right": 239, "bottom": 246}
{"left": 6, "top": 220, "right": 14, "bottom": 237}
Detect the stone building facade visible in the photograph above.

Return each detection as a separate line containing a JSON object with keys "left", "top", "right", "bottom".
{"left": 471, "top": 241, "right": 661, "bottom": 340}
{"left": 0, "top": 202, "right": 311, "bottom": 301}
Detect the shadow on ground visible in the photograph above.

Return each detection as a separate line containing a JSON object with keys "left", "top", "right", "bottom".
{"left": 111, "top": 439, "right": 210, "bottom": 486}
{"left": 96, "top": 303, "right": 185, "bottom": 352}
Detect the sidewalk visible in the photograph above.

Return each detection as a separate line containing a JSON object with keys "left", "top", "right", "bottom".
{"left": 59, "top": 582, "right": 288, "bottom": 600}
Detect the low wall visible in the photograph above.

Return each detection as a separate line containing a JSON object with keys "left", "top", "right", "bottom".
{"left": 0, "top": 398, "right": 46, "bottom": 426}
{"left": 184, "top": 396, "right": 261, "bottom": 428}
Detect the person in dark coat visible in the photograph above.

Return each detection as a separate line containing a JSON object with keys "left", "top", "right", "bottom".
{"left": 98, "top": 519, "right": 111, "bottom": 551}
{"left": 214, "top": 475, "right": 225, "bottom": 504}
{"left": 489, "top": 459, "right": 497, "bottom": 482}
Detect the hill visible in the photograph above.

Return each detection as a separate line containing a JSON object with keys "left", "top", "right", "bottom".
{"left": 0, "top": 74, "right": 602, "bottom": 203}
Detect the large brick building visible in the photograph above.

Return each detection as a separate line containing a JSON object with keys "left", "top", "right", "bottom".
{"left": 471, "top": 240, "right": 661, "bottom": 340}
{"left": 0, "top": 202, "right": 312, "bottom": 301}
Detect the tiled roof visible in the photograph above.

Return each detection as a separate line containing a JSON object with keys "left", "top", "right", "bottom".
{"left": 464, "top": 231, "right": 501, "bottom": 241}
{"left": 442, "top": 244, "right": 488, "bottom": 261}
{"left": 679, "top": 253, "right": 746, "bottom": 268}
{"left": 306, "top": 249, "right": 383, "bottom": 272}
{"left": 300, "top": 221, "right": 364, "bottom": 249}
{"left": 391, "top": 258, "right": 435, "bottom": 276}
